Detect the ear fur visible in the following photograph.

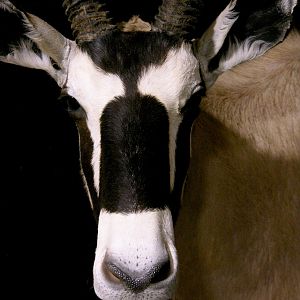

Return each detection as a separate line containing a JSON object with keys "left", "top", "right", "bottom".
{"left": 0, "top": 0, "right": 74, "bottom": 87}
{"left": 195, "top": 0, "right": 298, "bottom": 88}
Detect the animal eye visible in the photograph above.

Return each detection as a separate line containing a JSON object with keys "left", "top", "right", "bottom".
{"left": 58, "top": 91, "right": 85, "bottom": 119}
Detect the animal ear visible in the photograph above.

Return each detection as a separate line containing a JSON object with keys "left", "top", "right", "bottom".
{"left": 0, "top": 0, "right": 74, "bottom": 87}
{"left": 194, "top": 0, "right": 297, "bottom": 88}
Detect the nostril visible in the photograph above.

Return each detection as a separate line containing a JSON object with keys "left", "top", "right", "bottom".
{"left": 105, "top": 263, "right": 132, "bottom": 285}
{"left": 103, "top": 264, "right": 122, "bottom": 284}
{"left": 105, "top": 262, "right": 149, "bottom": 293}
{"left": 104, "top": 258, "right": 171, "bottom": 293}
{"left": 150, "top": 260, "right": 170, "bottom": 284}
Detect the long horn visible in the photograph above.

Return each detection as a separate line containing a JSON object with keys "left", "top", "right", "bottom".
{"left": 63, "top": 0, "right": 116, "bottom": 44}
{"left": 153, "top": 0, "right": 204, "bottom": 39}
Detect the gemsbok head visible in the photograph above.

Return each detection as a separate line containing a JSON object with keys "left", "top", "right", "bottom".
{"left": 0, "top": 0, "right": 297, "bottom": 298}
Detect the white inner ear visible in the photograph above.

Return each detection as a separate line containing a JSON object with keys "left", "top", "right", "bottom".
{"left": 0, "top": 0, "right": 17, "bottom": 12}
{"left": 0, "top": 39, "right": 62, "bottom": 81}
{"left": 194, "top": 0, "right": 239, "bottom": 88}
{"left": 218, "top": 37, "right": 271, "bottom": 73}
{"left": 280, "top": 0, "right": 298, "bottom": 13}
{"left": 196, "top": 0, "right": 239, "bottom": 61}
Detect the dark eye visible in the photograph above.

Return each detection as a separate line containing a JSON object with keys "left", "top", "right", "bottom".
{"left": 180, "top": 85, "right": 206, "bottom": 114}
{"left": 58, "top": 91, "right": 85, "bottom": 119}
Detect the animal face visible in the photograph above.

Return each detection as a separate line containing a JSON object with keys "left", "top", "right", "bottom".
{"left": 1, "top": 0, "right": 296, "bottom": 298}
{"left": 66, "top": 32, "right": 202, "bottom": 205}
{"left": 65, "top": 33, "right": 202, "bottom": 298}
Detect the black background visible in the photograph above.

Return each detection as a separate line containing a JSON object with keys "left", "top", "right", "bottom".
{"left": 1, "top": 1, "right": 168, "bottom": 299}
{"left": 2, "top": 1, "right": 299, "bottom": 299}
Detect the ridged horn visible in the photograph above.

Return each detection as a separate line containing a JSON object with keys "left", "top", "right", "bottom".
{"left": 153, "top": 0, "right": 204, "bottom": 39}
{"left": 63, "top": 0, "right": 116, "bottom": 44}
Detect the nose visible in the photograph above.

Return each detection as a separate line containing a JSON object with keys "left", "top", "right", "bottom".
{"left": 93, "top": 209, "right": 178, "bottom": 299}
{"left": 104, "top": 257, "right": 171, "bottom": 293}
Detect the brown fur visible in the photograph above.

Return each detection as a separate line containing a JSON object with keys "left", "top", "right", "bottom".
{"left": 175, "top": 30, "right": 300, "bottom": 299}
{"left": 118, "top": 16, "right": 152, "bottom": 32}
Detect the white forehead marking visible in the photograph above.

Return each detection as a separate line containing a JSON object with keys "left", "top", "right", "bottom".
{"left": 138, "top": 43, "right": 200, "bottom": 112}
{"left": 67, "top": 48, "right": 125, "bottom": 193}
{"left": 138, "top": 43, "right": 200, "bottom": 189}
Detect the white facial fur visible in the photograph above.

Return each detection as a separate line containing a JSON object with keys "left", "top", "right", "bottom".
{"left": 0, "top": 0, "right": 296, "bottom": 299}
{"left": 65, "top": 44, "right": 199, "bottom": 299}
{"left": 66, "top": 43, "right": 200, "bottom": 193}
{"left": 66, "top": 47, "right": 125, "bottom": 194}
{"left": 93, "top": 208, "right": 177, "bottom": 299}
{"left": 138, "top": 42, "right": 201, "bottom": 189}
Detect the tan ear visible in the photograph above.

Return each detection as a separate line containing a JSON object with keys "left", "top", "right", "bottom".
{"left": 194, "top": 0, "right": 297, "bottom": 88}
{"left": 24, "top": 13, "right": 71, "bottom": 66}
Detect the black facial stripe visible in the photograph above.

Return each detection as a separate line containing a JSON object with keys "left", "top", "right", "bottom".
{"left": 75, "top": 118, "right": 100, "bottom": 218}
{"left": 170, "top": 90, "right": 203, "bottom": 222}
{"left": 100, "top": 95, "right": 170, "bottom": 213}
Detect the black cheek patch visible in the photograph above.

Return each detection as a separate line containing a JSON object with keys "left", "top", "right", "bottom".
{"left": 75, "top": 117, "right": 100, "bottom": 219}
{"left": 100, "top": 95, "right": 170, "bottom": 213}
{"left": 171, "top": 90, "right": 203, "bottom": 222}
